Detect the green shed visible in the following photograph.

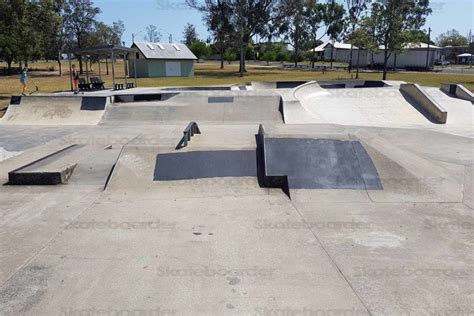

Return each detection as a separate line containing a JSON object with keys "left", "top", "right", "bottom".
{"left": 129, "top": 42, "right": 197, "bottom": 78}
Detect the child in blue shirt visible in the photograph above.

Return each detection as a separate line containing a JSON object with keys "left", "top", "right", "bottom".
{"left": 20, "top": 67, "right": 28, "bottom": 95}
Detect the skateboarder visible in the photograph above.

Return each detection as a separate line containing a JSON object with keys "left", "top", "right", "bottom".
{"left": 20, "top": 66, "right": 28, "bottom": 95}
{"left": 72, "top": 64, "right": 80, "bottom": 94}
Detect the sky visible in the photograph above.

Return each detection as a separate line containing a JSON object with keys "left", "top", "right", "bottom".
{"left": 95, "top": 0, "right": 474, "bottom": 46}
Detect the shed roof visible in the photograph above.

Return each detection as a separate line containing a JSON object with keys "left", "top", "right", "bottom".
{"left": 133, "top": 42, "right": 197, "bottom": 60}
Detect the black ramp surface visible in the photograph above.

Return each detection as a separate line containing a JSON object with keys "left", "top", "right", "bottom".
{"left": 154, "top": 150, "right": 257, "bottom": 181}
{"left": 208, "top": 97, "right": 234, "bottom": 103}
{"left": 264, "top": 138, "right": 383, "bottom": 190}
{"left": 80, "top": 97, "right": 107, "bottom": 111}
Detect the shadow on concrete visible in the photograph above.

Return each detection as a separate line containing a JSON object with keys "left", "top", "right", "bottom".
{"left": 400, "top": 91, "right": 442, "bottom": 124}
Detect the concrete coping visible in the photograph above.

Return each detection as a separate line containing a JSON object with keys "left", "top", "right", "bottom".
{"left": 399, "top": 83, "right": 448, "bottom": 124}
{"left": 440, "top": 83, "right": 474, "bottom": 103}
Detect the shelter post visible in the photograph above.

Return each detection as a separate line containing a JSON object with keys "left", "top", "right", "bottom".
{"left": 111, "top": 49, "right": 116, "bottom": 90}
{"left": 68, "top": 53, "right": 73, "bottom": 92}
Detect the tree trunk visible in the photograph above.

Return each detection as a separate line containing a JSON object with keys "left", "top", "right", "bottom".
{"left": 330, "top": 44, "right": 334, "bottom": 69}
{"left": 383, "top": 49, "right": 388, "bottom": 80}
{"left": 349, "top": 44, "right": 353, "bottom": 73}
{"left": 106, "top": 58, "right": 109, "bottom": 75}
{"left": 294, "top": 45, "right": 299, "bottom": 68}
{"left": 220, "top": 50, "right": 224, "bottom": 69}
{"left": 239, "top": 45, "right": 245, "bottom": 77}
{"left": 79, "top": 55, "right": 83, "bottom": 74}
{"left": 7, "top": 60, "right": 12, "bottom": 75}
{"left": 58, "top": 58, "right": 62, "bottom": 76}
{"left": 356, "top": 48, "right": 361, "bottom": 79}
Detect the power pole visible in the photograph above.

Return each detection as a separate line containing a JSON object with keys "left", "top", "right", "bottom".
{"left": 425, "top": 27, "right": 431, "bottom": 71}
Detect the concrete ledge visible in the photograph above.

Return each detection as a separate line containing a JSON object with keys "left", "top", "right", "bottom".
{"left": 8, "top": 145, "right": 78, "bottom": 185}
{"left": 440, "top": 83, "right": 474, "bottom": 103}
{"left": 400, "top": 84, "right": 448, "bottom": 124}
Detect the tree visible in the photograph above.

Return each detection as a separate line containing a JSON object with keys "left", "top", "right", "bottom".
{"left": 63, "top": 0, "right": 101, "bottom": 73}
{"left": 344, "top": 0, "right": 371, "bottom": 72}
{"left": 263, "top": 50, "right": 277, "bottom": 65}
{"left": 144, "top": 25, "right": 161, "bottom": 42}
{"left": 347, "top": 18, "right": 377, "bottom": 78}
{"left": 188, "top": 0, "right": 275, "bottom": 76}
{"left": 274, "top": 0, "right": 311, "bottom": 68}
{"left": 324, "top": 0, "right": 346, "bottom": 69}
{"left": 190, "top": 40, "right": 211, "bottom": 62}
{"left": 112, "top": 20, "right": 126, "bottom": 45}
{"left": 436, "top": 29, "right": 469, "bottom": 47}
{"left": 305, "top": 1, "right": 326, "bottom": 68}
{"left": 43, "top": 0, "right": 67, "bottom": 76}
{"left": 207, "top": 1, "right": 233, "bottom": 69}
{"left": 86, "top": 21, "right": 121, "bottom": 75}
{"left": 367, "top": 0, "right": 431, "bottom": 80}
{"left": 0, "top": 0, "right": 58, "bottom": 74}
{"left": 224, "top": 51, "right": 237, "bottom": 64}
{"left": 183, "top": 23, "right": 198, "bottom": 46}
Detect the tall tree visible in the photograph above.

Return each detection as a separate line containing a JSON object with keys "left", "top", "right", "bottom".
{"left": 188, "top": 0, "right": 275, "bottom": 76}
{"left": 41, "top": 0, "right": 65, "bottom": 76}
{"left": 274, "top": 0, "right": 311, "bottom": 68}
{"left": 183, "top": 23, "right": 198, "bottom": 46}
{"left": 207, "top": 1, "right": 233, "bottom": 69}
{"left": 436, "top": 29, "right": 469, "bottom": 47}
{"left": 305, "top": 1, "right": 326, "bottom": 68}
{"left": 347, "top": 18, "right": 377, "bottom": 78}
{"left": 144, "top": 25, "right": 161, "bottom": 42}
{"left": 344, "top": 0, "right": 370, "bottom": 72}
{"left": 324, "top": 0, "right": 346, "bottom": 69}
{"left": 112, "top": 20, "right": 126, "bottom": 45}
{"left": 232, "top": 0, "right": 275, "bottom": 76}
{"left": 63, "top": 0, "right": 101, "bottom": 73}
{"left": 367, "top": 0, "right": 431, "bottom": 80}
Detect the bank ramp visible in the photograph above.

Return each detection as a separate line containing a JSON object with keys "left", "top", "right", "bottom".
{"left": 1, "top": 95, "right": 109, "bottom": 126}
{"left": 101, "top": 91, "right": 284, "bottom": 125}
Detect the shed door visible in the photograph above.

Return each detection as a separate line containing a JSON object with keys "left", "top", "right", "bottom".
{"left": 165, "top": 61, "right": 181, "bottom": 77}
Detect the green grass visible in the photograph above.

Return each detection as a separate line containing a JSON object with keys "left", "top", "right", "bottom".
{"left": 1, "top": 61, "right": 473, "bottom": 116}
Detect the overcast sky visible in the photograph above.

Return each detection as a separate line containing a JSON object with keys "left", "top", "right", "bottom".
{"left": 95, "top": 0, "right": 474, "bottom": 46}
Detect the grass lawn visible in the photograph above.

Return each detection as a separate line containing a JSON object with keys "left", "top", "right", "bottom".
{"left": 1, "top": 60, "right": 473, "bottom": 116}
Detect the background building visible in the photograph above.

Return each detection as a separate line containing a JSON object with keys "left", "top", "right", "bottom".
{"left": 129, "top": 42, "right": 197, "bottom": 77}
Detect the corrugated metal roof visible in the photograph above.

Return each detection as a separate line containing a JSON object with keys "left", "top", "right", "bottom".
{"left": 133, "top": 42, "right": 198, "bottom": 60}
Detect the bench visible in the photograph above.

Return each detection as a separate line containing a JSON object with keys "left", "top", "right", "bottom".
{"left": 90, "top": 77, "right": 105, "bottom": 89}
{"left": 114, "top": 83, "right": 124, "bottom": 90}
{"left": 126, "top": 82, "right": 134, "bottom": 89}
{"left": 78, "top": 78, "right": 91, "bottom": 91}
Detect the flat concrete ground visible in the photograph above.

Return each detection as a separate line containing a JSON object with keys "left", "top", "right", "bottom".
{"left": 0, "top": 84, "right": 473, "bottom": 315}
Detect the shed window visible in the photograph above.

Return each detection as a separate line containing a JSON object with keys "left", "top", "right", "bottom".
{"left": 136, "top": 52, "right": 140, "bottom": 59}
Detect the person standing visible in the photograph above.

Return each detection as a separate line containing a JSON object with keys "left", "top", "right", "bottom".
{"left": 20, "top": 66, "right": 28, "bottom": 95}
{"left": 72, "top": 64, "right": 80, "bottom": 94}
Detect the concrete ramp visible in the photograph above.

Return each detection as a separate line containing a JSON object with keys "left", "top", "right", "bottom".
{"left": 7, "top": 143, "right": 118, "bottom": 186}
{"left": 1, "top": 96, "right": 109, "bottom": 126}
{"left": 251, "top": 81, "right": 308, "bottom": 90}
{"left": 101, "top": 91, "right": 283, "bottom": 125}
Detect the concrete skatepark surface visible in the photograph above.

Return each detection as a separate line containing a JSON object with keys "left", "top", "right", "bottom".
{"left": 0, "top": 80, "right": 473, "bottom": 315}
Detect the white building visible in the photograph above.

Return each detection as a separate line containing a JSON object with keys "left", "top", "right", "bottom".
{"left": 312, "top": 41, "right": 363, "bottom": 64}
{"left": 313, "top": 41, "right": 442, "bottom": 69}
